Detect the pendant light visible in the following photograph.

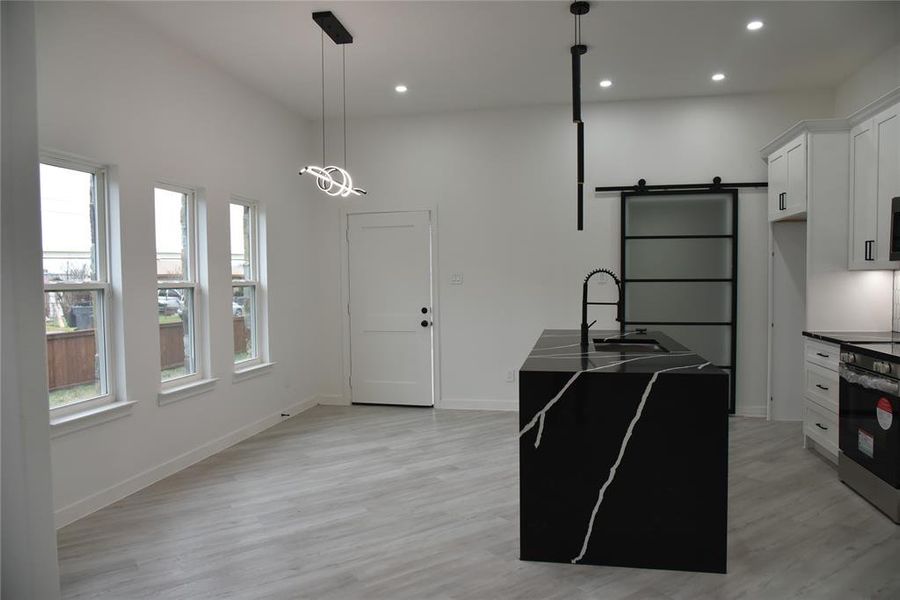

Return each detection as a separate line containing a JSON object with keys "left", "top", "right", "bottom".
{"left": 299, "top": 11, "right": 367, "bottom": 197}
{"left": 570, "top": 1, "right": 589, "bottom": 230}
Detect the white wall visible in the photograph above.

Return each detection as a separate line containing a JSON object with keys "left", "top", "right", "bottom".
{"left": 835, "top": 41, "right": 900, "bottom": 116}
{"left": 320, "top": 90, "right": 835, "bottom": 417}
{"left": 34, "top": 2, "right": 325, "bottom": 526}
{"left": 1, "top": 2, "right": 61, "bottom": 597}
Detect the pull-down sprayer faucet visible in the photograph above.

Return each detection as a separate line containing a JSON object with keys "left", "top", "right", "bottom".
{"left": 581, "top": 268, "right": 624, "bottom": 350}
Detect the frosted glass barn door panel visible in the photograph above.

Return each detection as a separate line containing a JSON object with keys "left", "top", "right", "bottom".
{"left": 625, "top": 282, "right": 731, "bottom": 323}
{"left": 625, "top": 194, "right": 732, "bottom": 237}
{"left": 626, "top": 238, "right": 732, "bottom": 279}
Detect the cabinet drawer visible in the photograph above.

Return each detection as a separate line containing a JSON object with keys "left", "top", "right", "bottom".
{"left": 804, "top": 399, "right": 838, "bottom": 458}
{"left": 805, "top": 363, "right": 838, "bottom": 412}
{"left": 804, "top": 339, "right": 839, "bottom": 372}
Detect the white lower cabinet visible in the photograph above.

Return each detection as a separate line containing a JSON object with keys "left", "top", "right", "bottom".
{"left": 802, "top": 338, "right": 839, "bottom": 462}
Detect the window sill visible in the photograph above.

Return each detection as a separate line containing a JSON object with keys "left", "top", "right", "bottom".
{"left": 157, "top": 377, "right": 218, "bottom": 406}
{"left": 50, "top": 400, "right": 136, "bottom": 439}
{"left": 233, "top": 361, "right": 276, "bottom": 383}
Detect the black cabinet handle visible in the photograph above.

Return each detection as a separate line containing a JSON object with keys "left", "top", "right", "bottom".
{"left": 778, "top": 192, "right": 786, "bottom": 210}
{"left": 815, "top": 384, "right": 829, "bottom": 391}
{"left": 420, "top": 320, "right": 431, "bottom": 327}
{"left": 865, "top": 240, "right": 875, "bottom": 261}
{"left": 816, "top": 352, "right": 829, "bottom": 358}
{"left": 421, "top": 307, "right": 429, "bottom": 314}
{"left": 815, "top": 423, "right": 829, "bottom": 431}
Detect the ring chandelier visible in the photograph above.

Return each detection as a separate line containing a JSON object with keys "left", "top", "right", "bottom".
{"left": 299, "top": 11, "right": 367, "bottom": 197}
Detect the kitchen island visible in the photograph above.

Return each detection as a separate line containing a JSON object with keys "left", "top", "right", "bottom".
{"left": 519, "top": 329, "right": 729, "bottom": 573}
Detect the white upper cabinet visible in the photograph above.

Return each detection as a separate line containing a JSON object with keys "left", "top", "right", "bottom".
{"left": 848, "top": 102, "right": 900, "bottom": 270}
{"left": 767, "top": 150, "right": 787, "bottom": 220}
{"left": 767, "top": 133, "right": 807, "bottom": 222}
{"left": 849, "top": 119, "right": 877, "bottom": 267}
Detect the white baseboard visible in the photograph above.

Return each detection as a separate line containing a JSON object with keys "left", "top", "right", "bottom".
{"left": 317, "top": 394, "right": 350, "bottom": 406}
{"left": 734, "top": 405, "right": 767, "bottom": 418}
{"left": 439, "top": 398, "right": 518, "bottom": 412}
{"left": 54, "top": 395, "right": 319, "bottom": 529}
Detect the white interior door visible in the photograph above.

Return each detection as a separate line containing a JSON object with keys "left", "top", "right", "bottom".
{"left": 348, "top": 211, "right": 434, "bottom": 406}
{"left": 770, "top": 221, "right": 807, "bottom": 421}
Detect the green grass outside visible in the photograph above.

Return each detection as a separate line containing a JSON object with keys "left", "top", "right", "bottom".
{"left": 46, "top": 322, "right": 76, "bottom": 333}
{"left": 49, "top": 383, "right": 99, "bottom": 408}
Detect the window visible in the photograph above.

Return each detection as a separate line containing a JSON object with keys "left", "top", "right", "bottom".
{"left": 155, "top": 185, "right": 201, "bottom": 384}
{"left": 230, "top": 199, "right": 262, "bottom": 367}
{"left": 40, "top": 159, "right": 113, "bottom": 413}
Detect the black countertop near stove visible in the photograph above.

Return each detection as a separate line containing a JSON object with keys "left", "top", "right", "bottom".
{"left": 802, "top": 331, "right": 900, "bottom": 345}
{"left": 520, "top": 329, "right": 726, "bottom": 375}
{"left": 842, "top": 342, "right": 900, "bottom": 362}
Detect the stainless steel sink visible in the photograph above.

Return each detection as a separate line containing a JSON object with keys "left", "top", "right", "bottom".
{"left": 592, "top": 338, "right": 669, "bottom": 353}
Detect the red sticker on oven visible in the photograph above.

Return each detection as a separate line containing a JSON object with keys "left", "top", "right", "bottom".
{"left": 876, "top": 397, "right": 893, "bottom": 431}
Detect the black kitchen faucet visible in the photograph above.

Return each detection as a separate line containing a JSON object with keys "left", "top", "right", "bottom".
{"left": 581, "top": 268, "right": 625, "bottom": 350}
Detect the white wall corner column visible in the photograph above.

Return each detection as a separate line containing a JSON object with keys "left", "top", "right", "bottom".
{"left": 1, "top": 2, "right": 62, "bottom": 597}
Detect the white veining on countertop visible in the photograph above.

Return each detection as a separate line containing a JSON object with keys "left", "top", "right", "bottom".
{"left": 518, "top": 351, "right": 697, "bottom": 448}
{"left": 570, "top": 361, "right": 711, "bottom": 564}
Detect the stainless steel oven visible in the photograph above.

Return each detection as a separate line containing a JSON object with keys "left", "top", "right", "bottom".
{"left": 839, "top": 347, "right": 900, "bottom": 522}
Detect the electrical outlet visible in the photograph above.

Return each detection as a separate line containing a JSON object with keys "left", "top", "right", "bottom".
{"left": 450, "top": 273, "right": 463, "bottom": 285}
{"left": 506, "top": 370, "right": 516, "bottom": 383}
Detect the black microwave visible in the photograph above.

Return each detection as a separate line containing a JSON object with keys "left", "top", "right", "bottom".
{"left": 892, "top": 197, "right": 900, "bottom": 261}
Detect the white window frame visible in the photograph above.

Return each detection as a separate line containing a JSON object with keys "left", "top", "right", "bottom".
{"left": 155, "top": 183, "right": 204, "bottom": 389}
{"left": 230, "top": 196, "right": 264, "bottom": 369}
{"left": 41, "top": 153, "right": 116, "bottom": 419}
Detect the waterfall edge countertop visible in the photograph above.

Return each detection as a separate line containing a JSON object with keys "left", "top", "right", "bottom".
{"left": 521, "top": 329, "right": 728, "bottom": 375}
{"left": 519, "top": 329, "right": 730, "bottom": 573}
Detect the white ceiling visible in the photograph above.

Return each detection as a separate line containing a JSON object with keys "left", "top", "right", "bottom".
{"left": 119, "top": 1, "right": 900, "bottom": 119}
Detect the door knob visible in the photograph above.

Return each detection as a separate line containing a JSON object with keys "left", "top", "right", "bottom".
{"left": 421, "top": 307, "right": 429, "bottom": 314}
{"left": 421, "top": 320, "right": 431, "bottom": 327}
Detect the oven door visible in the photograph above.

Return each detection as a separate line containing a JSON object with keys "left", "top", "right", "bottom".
{"left": 839, "top": 363, "right": 900, "bottom": 487}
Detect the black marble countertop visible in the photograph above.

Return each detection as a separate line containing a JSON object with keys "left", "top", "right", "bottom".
{"left": 520, "top": 329, "right": 726, "bottom": 375}
{"left": 802, "top": 331, "right": 900, "bottom": 345}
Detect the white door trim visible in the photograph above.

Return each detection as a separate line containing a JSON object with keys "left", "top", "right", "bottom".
{"left": 339, "top": 206, "right": 442, "bottom": 407}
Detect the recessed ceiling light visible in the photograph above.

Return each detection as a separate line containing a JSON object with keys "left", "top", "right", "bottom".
{"left": 746, "top": 20, "right": 764, "bottom": 31}
{"left": 711, "top": 73, "right": 726, "bottom": 82}
{"left": 599, "top": 79, "right": 613, "bottom": 88}
{"left": 394, "top": 84, "right": 408, "bottom": 93}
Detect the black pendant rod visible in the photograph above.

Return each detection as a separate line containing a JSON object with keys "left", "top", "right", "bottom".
{"left": 570, "top": 1, "right": 589, "bottom": 231}
{"left": 595, "top": 177, "right": 768, "bottom": 193}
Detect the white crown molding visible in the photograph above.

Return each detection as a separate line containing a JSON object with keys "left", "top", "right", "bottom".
{"left": 760, "top": 85, "right": 900, "bottom": 159}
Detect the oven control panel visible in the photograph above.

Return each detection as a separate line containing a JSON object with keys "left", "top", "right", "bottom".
{"left": 874, "top": 360, "right": 894, "bottom": 376}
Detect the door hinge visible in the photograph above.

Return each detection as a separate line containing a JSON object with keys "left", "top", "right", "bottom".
{"left": 348, "top": 376, "right": 352, "bottom": 389}
{"left": 347, "top": 303, "right": 351, "bottom": 316}
{"left": 346, "top": 226, "right": 350, "bottom": 243}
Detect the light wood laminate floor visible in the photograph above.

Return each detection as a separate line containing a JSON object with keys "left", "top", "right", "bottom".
{"left": 58, "top": 406, "right": 900, "bottom": 599}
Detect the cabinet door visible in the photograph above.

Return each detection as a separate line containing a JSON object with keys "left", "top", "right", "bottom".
{"left": 785, "top": 135, "right": 807, "bottom": 213}
{"left": 849, "top": 119, "right": 877, "bottom": 269}
{"left": 767, "top": 150, "right": 787, "bottom": 221}
{"left": 875, "top": 104, "right": 900, "bottom": 268}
